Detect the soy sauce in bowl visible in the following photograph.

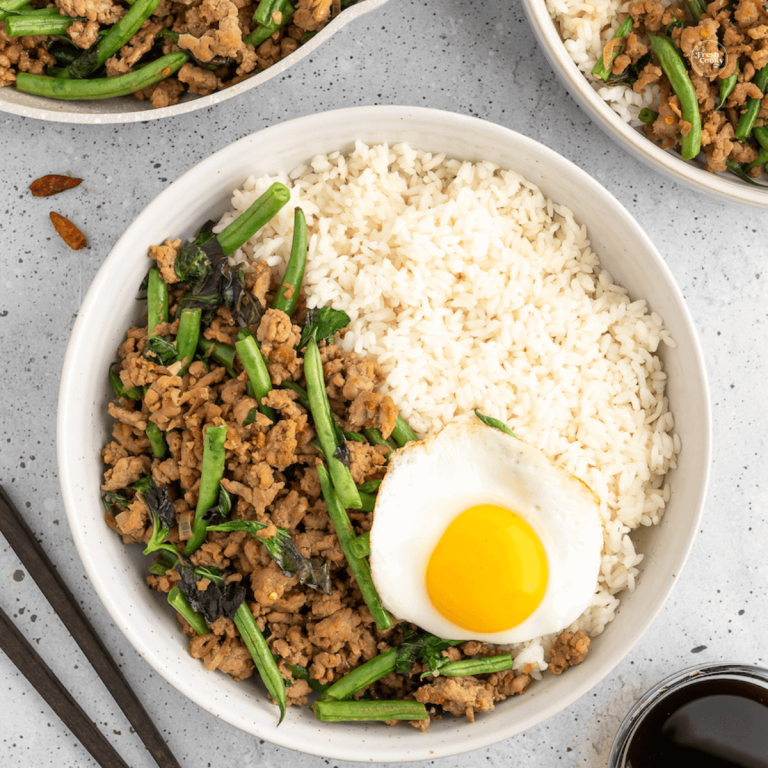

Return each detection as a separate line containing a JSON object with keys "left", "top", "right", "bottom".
{"left": 610, "top": 664, "right": 768, "bottom": 768}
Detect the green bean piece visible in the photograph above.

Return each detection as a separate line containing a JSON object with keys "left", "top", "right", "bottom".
{"left": 146, "top": 267, "right": 169, "bottom": 338}
{"left": 145, "top": 421, "right": 167, "bottom": 459}
{"left": 390, "top": 416, "right": 418, "bottom": 446}
{"left": 362, "top": 427, "right": 395, "bottom": 454}
{"left": 197, "top": 337, "right": 236, "bottom": 377}
{"left": 64, "top": 0, "right": 163, "bottom": 79}
{"left": 0, "top": 0, "right": 32, "bottom": 21}
{"left": 686, "top": 0, "right": 705, "bottom": 23}
{"left": 313, "top": 699, "right": 428, "bottom": 722}
{"left": 305, "top": 340, "right": 361, "bottom": 509}
{"left": 319, "top": 648, "right": 397, "bottom": 701}
{"left": 638, "top": 107, "right": 658, "bottom": 125}
{"left": 716, "top": 62, "right": 739, "bottom": 112}
{"left": 349, "top": 531, "right": 370, "bottom": 558}
{"left": 16, "top": 52, "right": 189, "bottom": 101}
{"left": 735, "top": 64, "right": 768, "bottom": 141}
{"left": 5, "top": 14, "right": 80, "bottom": 36}
{"left": 433, "top": 654, "right": 514, "bottom": 678}
{"left": 344, "top": 431, "right": 366, "bottom": 443}
{"left": 183, "top": 424, "right": 228, "bottom": 556}
{"left": 591, "top": 16, "right": 633, "bottom": 82}
{"left": 245, "top": 0, "right": 294, "bottom": 49}
{"left": 281, "top": 380, "right": 310, "bottom": 409}
{"left": 233, "top": 603, "right": 286, "bottom": 724}
{"left": 109, "top": 364, "right": 141, "bottom": 400}
{"left": 167, "top": 587, "right": 209, "bottom": 636}
{"left": 176, "top": 308, "right": 202, "bottom": 376}
{"left": 648, "top": 36, "right": 702, "bottom": 160}
{"left": 254, "top": 0, "right": 281, "bottom": 26}
{"left": 746, "top": 148, "right": 768, "bottom": 170}
{"left": 725, "top": 159, "right": 768, "bottom": 186}
{"left": 14, "top": 6, "right": 61, "bottom": 14}
{"left": 272, "top": 208, "right": 307, "bottom": 316}
{"left": 217, "top": 182, "right": 291, "bottom": 256}
{"left": 235, "top": 336, "right": 276, "bottom": 421}
{"left": 356, "top": 479, "right": 382, "bottom": 494}
{"left": 474, "top": 409, "right": 517, "bottom": 438}
{"left": 753, "top": 125, "right": 768, "bottom": 150}
{"left": 317, "top": 464, "right": 391, "bottom": 631}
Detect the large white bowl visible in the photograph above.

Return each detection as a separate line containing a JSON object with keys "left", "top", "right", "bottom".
{"left": 0, "top": 0, "right": 387, "bottom": 124}
{"left": 57, "top": 105, "right": 711, "bottom": 761}
{"left": 521, "top": 0, "right": 768, "bottom": 208}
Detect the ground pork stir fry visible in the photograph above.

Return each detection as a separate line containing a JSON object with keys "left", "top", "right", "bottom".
{"left": 100, "top": 205, "right": 591, "bottom": 728}
{"left": 593, "top": 0, "right": 768, "bottom": 177}
{"left": 0, "top": 0, "right": 354, "bottom": 107}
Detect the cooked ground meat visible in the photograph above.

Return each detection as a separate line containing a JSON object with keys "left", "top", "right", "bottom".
{"left": 0, "top": 0, "right": 360, "bottom": 107}
{"left": 595, "top": 0, "right": 768, "bottom": 176}
{"left": 101, "top": 238, "right": 592, "bottom": 730}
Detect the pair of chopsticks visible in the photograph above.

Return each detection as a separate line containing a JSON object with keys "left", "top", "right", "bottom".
{"left": 0, "top": 485, "right": 181, "bottom": 768}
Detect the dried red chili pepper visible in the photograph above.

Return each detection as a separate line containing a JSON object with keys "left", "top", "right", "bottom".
{"left": 29, "top": 175, "right": 83, "bottom": 197}
{"left": 50, "top": 212, "right": 88, "bottom": 250}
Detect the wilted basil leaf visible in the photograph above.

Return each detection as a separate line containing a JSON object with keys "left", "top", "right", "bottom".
{"left": 207, "top": 520, "right": 332, "bottom": 594}
{"left": 242, "top": 407, "right": 259, "bottom": 427}
{"left": 297, "top": 307, "right": 350, "bottom": 350}
{"left": 201, "top": 486, "right": 231, "bottom": 526}
{"left": 177, "top": 563, "right": 245, "bottom": 624}
{"left": 132, "top": 475, "right": 152, "bottom": 494}
{"left": 102, "top": 490, "right": 129, "bottom": 512}
{"left": 145, "top": 479, "right": 176, "bottom": 531}
{"left": 394, "top": 627, "right": 458, "bottom": 676}
{"left": 473, "top": 409, "right": 517, "bottom": 438}
{"left": 145, "top": 336, "right": 177, "bottom": 366}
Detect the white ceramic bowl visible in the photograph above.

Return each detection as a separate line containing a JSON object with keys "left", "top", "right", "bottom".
{"left": 57, "top": 105, "right": 711, "bottom": 761}
{"left": 521, "top": 0, "right": 768, "bottom": 208}
{"left": 0, "top": 0, "right": 387, "bottom": 124}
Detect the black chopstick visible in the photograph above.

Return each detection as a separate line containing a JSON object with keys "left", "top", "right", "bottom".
{"left": 0, "top": 485, "right": 182, "bottom": 768}
{"left": 0, "top": 604, "right": 132, "bottom": 768}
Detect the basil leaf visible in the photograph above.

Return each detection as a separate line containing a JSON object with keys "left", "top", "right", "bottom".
{"left": 297, "top": 307, "right": 350, "bottom": 350}
{"left": 201, "top": 486, "right": 232, "bottom": 525}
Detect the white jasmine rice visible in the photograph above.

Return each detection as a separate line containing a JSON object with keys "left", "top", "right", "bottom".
{"left": 215, "top": 142, "right": 680, "bottom": 672}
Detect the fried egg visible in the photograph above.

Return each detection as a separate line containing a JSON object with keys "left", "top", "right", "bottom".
{"left": 369, "top": 422, "right": 602, "bottom": 644}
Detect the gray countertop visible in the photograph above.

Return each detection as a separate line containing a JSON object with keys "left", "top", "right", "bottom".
{"left": 1, "top": 0, "right": 766, "bottom": 765}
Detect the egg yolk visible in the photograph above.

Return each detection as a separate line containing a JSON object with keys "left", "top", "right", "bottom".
{"left": 425, "top": 504, "right": 548, "bottom": 634}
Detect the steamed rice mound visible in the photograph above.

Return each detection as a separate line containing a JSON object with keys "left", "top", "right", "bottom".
{"left": 217, "top": 141, "right": 680, "bottom": 674}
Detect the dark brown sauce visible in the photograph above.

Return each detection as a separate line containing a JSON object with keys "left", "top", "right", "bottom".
{"left": 626, "top": 677, "right": 768, "bottom": 768}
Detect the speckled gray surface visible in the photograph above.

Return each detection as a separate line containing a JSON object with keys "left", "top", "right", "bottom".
{"left": 0, "top": 0, "right": 766, "bottom": 766}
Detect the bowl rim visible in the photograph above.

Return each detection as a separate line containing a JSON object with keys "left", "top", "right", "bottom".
{"left": 0, "top": 0, "right": 388, "bottom": 124}
{"left": 57, "top": 104, "right": 712, "bottom": 760}
{"left": 520, "top": 0, "right": 768, "bottom": 208}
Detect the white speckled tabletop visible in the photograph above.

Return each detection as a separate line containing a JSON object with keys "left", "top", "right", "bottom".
{"left": 1, "top": 0, "right": 766, "bottom": 766}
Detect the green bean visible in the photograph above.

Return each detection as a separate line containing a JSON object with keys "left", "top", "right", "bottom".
{"left": 146, "top": 421, "right": 167, "bottom": 459}
{"left": 362, "top": 427, "right": 395, "bottom": 454}
{"left": 5, "top": 14, "right": 80, "bottom": 37}
{"left": 109, "top": 363, "right": 141, "bottom": 400}
{"left": 313, "top": 699, "right": 428, "bottom": 722}
{"left": 317, "top": 464, "right": 391, "bottom": 630}
{"left": 349, "top": 531, "right": 370, "bottom": 558}
{"left": 167, "top": 587, "right": 209, "bottom": 636}
{"left": 753, "top": 125, "right": 768, "bottom": 150}
{"left": 15, "top": 6, "right": 61, "bottom": 14}
{"left": 175, "top": 308, "right": 202, "bottom": 376}
{"left": 245, "top": 0, "right": 294, "bottom": 48}
{"left": 746, "top": 148, "right": 768, "bottom": 170}
{"left": 319, "top": 648, "right": 397, "bottom": 701}
{"left": 591, "top": 16, "right": 633, "bottom": 82}
{"left": 235, "top": 335, "right": 276, "bottom": 421}
{"left": 197, "top": 337, "right": 236, "bottom": 377}
{"left": 430, "top": 654, "right": 513, "bottom": 678}
{"left": 146, "top": 267, "right": 168, "bottom": 338}
{"left": 648, "top": 36, "right": 702, "bottom": 160}
{"left": 254, "top": 0, "right": 282, "bottom": 26}
{"left": 474, "top": 409, "right": 517, "bottom": 438}
{"left": 217, "top": 182, "right": 291, "bottom": 256}
{"left": 391, "top": 415, "right": 419, "bottom": 446}
{"left": 686, "top": 0, "right": 706, "bottom": 23}
{"left": 735, "top": 64, "right": 768, "bottom": 141}
{"left": 281, "top": 380, "right": 310, "bottom": 409}
{"left": 344, "top": 430, "right": 366, "bottom": 443}
{"left": 16, "top": 52, "right": 189, "bottom": 101}
{"left": 233, "top": 603, "right": 286, "bottom": 724}
{"left": 0, "top": 0, "right": 32, "bottom": 21}
{"left": 356, "top": 479, "right": 382, "bottom": 494}
{"left": 183, "top": 424, "right": 228, "bottom": 556}
{"left": 305, "top": 340, "right": 361, "bottom": 509}
{"left": 64, "top": 0, "right": 163, "bottom": 79}
{"left": 638, "top": 107, "right": 658, "bottom": 125}
{"left": 272, "top": 208, "right": 307, "bottom": 316}
{"left": 716, "top": 61, "right": 739, "bottom": 112}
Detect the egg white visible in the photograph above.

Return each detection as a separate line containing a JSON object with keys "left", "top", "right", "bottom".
{"left": 369, "top": 422, "right": 603, "bottom": 644}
